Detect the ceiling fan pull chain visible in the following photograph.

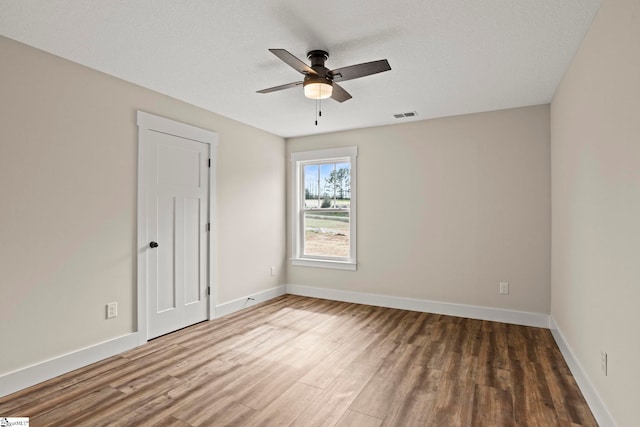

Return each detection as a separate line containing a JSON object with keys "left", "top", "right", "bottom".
{"left": 315, "top": 98, "right": 318, "bottom": 126}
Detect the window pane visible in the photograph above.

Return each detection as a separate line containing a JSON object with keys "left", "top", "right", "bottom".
{"left": 320, "top": 163, "right": 334, "bottom": 201}
{"left": 304, "top": 161, "right": 351, "bottom": 209}
{"left": 304, "top": 211, "right": 349, "bottom": 258}
{"left": 304, "top": 164, "right": 320, "bottom": 208}
{"left": 334, "top": 162, "right": 350, "bottom": 209}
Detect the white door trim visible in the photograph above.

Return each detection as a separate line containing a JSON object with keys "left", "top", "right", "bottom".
{"left": 136, "top": 111, "right": 218, "bottom": 345}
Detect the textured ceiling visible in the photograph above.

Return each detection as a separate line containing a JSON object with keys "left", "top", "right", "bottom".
{"left": 0, "top": 0, "right": 601, "bottom": 138}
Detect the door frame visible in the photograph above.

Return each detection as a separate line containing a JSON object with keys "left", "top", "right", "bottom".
{"left": 136, "top": 111, "right": 218, "bottom": 345}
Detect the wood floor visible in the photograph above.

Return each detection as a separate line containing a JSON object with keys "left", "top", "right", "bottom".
{"left": 0, "top": 295, "right": 597, "bottom": 426}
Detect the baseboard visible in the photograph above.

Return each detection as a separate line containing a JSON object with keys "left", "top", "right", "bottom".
{"left": 214, "top": 285, "right": 287, "bottom": 318}
{"left": 549, "top": 317, "right": 617, "bottom": 427}
{"left": 0, "top": 333, "right": 139, "bottom": 399}
{"left": 286, "top": 284, "right": 550, "bottom": 328}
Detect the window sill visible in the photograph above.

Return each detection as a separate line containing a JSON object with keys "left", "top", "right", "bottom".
{"left": 290, "top": 258, "right": 357, "bottom": 271}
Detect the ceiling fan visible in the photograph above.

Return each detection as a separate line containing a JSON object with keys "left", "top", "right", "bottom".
{"left": 257, "top": 49, "right": 391, "bottom": 102}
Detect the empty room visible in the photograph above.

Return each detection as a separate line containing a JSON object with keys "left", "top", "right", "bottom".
{"left": 0, "top": 0, "right": 638, "bottom": 426}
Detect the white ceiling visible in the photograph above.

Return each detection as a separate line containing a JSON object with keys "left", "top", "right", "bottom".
{"left": 0, "top": 0, "right": 601, "bottom": 138}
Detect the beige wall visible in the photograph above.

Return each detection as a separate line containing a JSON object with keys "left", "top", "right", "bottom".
{"left": 0, "top": 36, "right": 285, "bottom": 375}
{"left": 287, "top": 105, "right": 550, "bottom": 314}
{"left": 550, "top": 0, "right": 640, "bottom": 425}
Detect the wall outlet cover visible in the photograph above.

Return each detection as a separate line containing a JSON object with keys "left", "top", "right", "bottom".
{"left": 601, "top": 350, "right": 607, "bottom": 376}
{"left": 499, "top": 282, "right": 509, "bottom": 295}
{"left": 106, "top": 302, "right": 118, "bottom": 319}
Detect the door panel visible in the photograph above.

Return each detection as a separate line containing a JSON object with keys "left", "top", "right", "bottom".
{"left": 184, "top": 197, "right": 201, "bottom": 305}
{"left": 147, "top": 131, "right": 209, "bottom": 339}
{"left": 155, "top": 196, "right": 176, "bottom": 313}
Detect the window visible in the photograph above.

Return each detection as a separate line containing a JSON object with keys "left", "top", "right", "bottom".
{"left": 291, "top": 147, "right": 357, "bottom": 270}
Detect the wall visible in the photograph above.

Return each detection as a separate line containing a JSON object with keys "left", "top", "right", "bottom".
{"left": 0, "top": 36, "right": 285, "bottom": 376}
{"left": 287, "top": 105, "right": 550, "bottom": 315}
{"left": 550, "top": 0, "right": 640, "bottom": 425}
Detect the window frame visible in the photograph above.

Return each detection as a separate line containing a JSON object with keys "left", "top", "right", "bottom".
{"left": 290, "top": 146, "right": 357, "bottom": 270}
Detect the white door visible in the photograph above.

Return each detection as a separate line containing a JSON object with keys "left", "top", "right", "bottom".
{"left": 146, "top": 131, "right": 209, "bottom": 339}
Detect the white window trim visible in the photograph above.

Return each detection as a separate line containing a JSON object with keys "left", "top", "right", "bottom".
{"left": 290, "top": 146, "right": 357, "bottom": 270}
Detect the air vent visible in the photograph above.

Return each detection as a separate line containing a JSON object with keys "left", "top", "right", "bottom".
{"left": 393, "top": 111, "right": 418, "bottom": 119}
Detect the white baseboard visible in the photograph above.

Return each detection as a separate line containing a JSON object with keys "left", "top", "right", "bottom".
{"left": 286, "top": 284, "right": 550, "bottom": 328}
{"left": 0, "top": 333, "right": 139, "bottom": 399}
{"left": 549, "top": 317, "right": 617, "bottom": 427}
{"left": 214, "top": 285, "right": 287, "bottom": 318}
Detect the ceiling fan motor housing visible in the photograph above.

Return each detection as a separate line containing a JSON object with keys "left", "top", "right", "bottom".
{"left": 307, "top": 50, "right": 329, "bottom": 67}
{"left": 307, "top": 50, "right": 332, "bottom": 77}
{"left": 303, "top": 50, "right": 333, "bottom": 97}
{"left": 303, "top": 74, "right": 332, "bottom": 86}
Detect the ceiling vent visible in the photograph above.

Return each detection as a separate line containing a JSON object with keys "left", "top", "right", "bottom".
{"left": 393, "top": 111, "right": 418, "bottom": 119}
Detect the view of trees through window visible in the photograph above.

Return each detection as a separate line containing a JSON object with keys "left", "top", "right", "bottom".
{"left": 303, "top": 162, "right": 350, "bottom": 258}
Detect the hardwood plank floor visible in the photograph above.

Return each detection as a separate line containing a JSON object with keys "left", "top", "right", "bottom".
{"left": 0, "top": 295, "right": 598, "bottom": 426}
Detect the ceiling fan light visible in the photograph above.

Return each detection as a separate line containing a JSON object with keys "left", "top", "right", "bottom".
{"left": 304, "top": 81, "right": 333, "bottom": 100}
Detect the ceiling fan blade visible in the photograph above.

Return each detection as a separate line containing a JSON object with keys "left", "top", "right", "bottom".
{"left": 331, "top": 59, "right": 391, "bottom": 82}
{"left": 256, "top": 81, "right": 303, "bottom": 94}
{"left": 331, "top": 83, "right": 352, "bottom": 103}
{"left": 269, "top": 49, "right": 317, "bottom": 75}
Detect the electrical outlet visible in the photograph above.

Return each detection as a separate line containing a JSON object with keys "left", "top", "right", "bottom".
{"left": 106, "top": 302, "right": 118, "bottom": 319}
{"left": 499, "top": 282, "right": 509, "bottom": 295}
{"left": 601, "top": 350, "right": 607, "bottom": 376}
{"left": 270, "top": 266, "right": 277, "bottom": 276}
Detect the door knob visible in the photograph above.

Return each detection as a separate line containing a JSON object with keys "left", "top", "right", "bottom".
{"left": 149, "top": 241, "right": 159, "bottom": 248}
